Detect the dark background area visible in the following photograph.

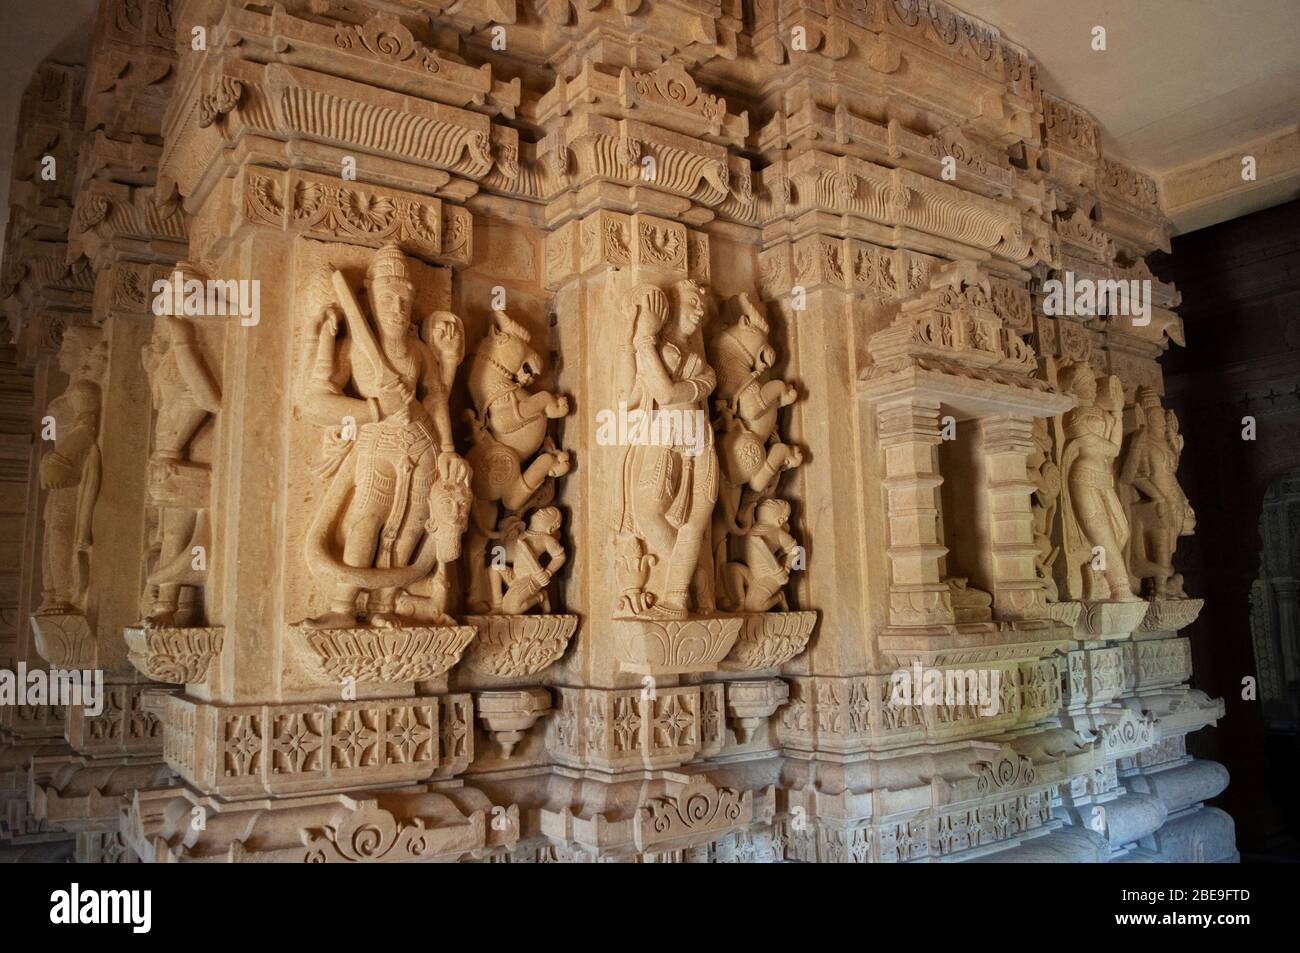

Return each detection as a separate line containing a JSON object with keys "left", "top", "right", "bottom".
{"left": 1152, "top": 198, "right": 1300, "bottom": 862}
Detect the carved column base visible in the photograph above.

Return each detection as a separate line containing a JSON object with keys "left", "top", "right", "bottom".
{"left": 30, "top": 612, "right": 96, "bottom": 668}
{"left": 1122, "top": 635, "right": 1194, "bottom": 692}
{"left": 1046, "top": 600, "right": 1084, "bottom": 629}
{"left": 721, "top": 611, "right": 817, "bottom": 672}
{"left": 1136, "top": 597, "right": 1204, "bottom": 635}
{"left": 463, "top": 614, "right": 578, "bottom": 678}
{"left": 125, "top": 625, "right": 224, "bottom": 684}
{"left": 612, "top": 615, "right": 742, "bottom": 676}
{"left": 1070, "top": 600, "right": 1150, "bottom": 641}
{"left": 549, "top": 684, "right": 726, "bottom": 771}
{"left": 66, "top": 680, "right": 169, "bottom": 758}
{"left": 299, "top": 624, "right": 476, "bottom": 684}
{"left": 1065, "top": 645, "right": 1128, "bottom": 709}
{"left": 161, "top": 692, "right": 473, "bottom": 798}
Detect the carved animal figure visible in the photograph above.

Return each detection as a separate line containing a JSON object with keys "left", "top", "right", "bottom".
{"left": 465, "top": 309, "right": 570, "bottom": 516}
{"left": 463, "top": 308, "right": 570, "bottom": 613}
{"left": 709, "top": 293, "right": 802, "bottom": 533}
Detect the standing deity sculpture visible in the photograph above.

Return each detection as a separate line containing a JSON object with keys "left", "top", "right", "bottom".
{"left": 1120, "top": 386, "right": 1195, "bottom": 598}
{"left": 298, "top": 242, "right": 472, "bottom": 628}
{"left": 707, "top": 292, "right": 804, "bottom": 613}
{"left": 36, "top": 326, "right": 108, "bottom": 616}
{"left": 1056, "top": 362, "right": 1141, "bottom": 603}
{"left": 612, "top": 280, "right": 719, "bottom": 618}
{"left": 463, "top": 308, "right": 571, "bottom": 614}
{"left": 1027, "top": 416, "right": 1061, "bottom": 602}
{"left": 140, "top": 293, "right": 222, "bottom": 626}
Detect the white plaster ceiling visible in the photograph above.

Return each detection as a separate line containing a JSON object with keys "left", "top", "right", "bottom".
{"left": 954, "top": 0, "right": 1300, "bottom": 232}
{"left": 0, "top": 0, "right": 98, "bottom": 237}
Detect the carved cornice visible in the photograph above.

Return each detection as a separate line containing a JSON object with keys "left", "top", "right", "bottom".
{"left": 539, "top": 59, "right": 748, "bottom": 145}
{"left": 761, "top": 152, "right": 1050, "bottom": 266}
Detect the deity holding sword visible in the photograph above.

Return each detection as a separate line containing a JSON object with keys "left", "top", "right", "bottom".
{"left": 299, "top": 243, "right": 472, "bottom": 628}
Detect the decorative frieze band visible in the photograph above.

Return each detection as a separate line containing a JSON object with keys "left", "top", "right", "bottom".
{"left": 238, "top": 166, "right": 472, "bottom": 266}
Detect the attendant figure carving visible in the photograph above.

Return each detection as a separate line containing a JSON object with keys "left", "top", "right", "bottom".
{"left": 1057, "top": 363, "right": 1140, "bottom": 603}
{"left": 141, "top": 301, "right": 222, "bottom": 625}
{"left": 37, "top": 327, "right": 107, "bottom": 616}
{"left": 613, "top": 280, "right": 718, "bottom": 618}
{"left": 1027, "top": 417, "right": 1061, "bottom": 602}
{"left": 1120, "top": 386, "right": 1195, "bottom": 598}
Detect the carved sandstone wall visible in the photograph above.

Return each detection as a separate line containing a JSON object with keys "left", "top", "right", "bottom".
{"left": 0, "top": 0, "right": 1233, "bottom": 863}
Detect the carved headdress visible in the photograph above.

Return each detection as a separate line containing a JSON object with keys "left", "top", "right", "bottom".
{"left": 365, "top": 242, "right": 412, "bottom": 287}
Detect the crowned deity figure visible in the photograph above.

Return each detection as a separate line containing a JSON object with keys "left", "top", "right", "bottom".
{"left": 1056, "top": 363, "right": 1141, "bottom": 603}
{"left": 299, "top": 243, "right": 471, "bottom": 628}
{"left": 613, "top": 280, "right": 719, "bottom": 618}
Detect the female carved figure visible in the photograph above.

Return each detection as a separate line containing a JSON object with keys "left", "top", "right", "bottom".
{"left": 37, "top": 327, "right": 107, "bottom": 615}
{"left": 299, "top": 243, "right": 470, "bottom": 628}
{"left": 1056, "top": 363, "right": 1140, "bottom": 603}
{"left": 613, "top": 280, "right": 719, "bottom": 618}
{"left": 1120, "top": 386, "right": 1195, "bottom": 598}
{"left": 140, "top": 310, "right": 222, "bottom": 625}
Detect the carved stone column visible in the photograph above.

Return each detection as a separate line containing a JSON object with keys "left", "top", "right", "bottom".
{"left": 876, "top": 399, "right": 953, "bottom": 629}
{"left": 0, "top": 60, "right": 92, "bottom": 861}
{"left": 980, "top": 413, "right": 1046, "bottom": 620}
